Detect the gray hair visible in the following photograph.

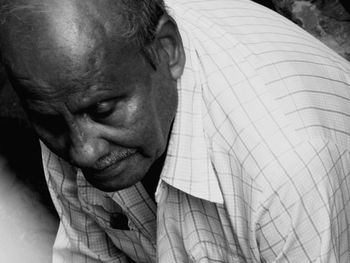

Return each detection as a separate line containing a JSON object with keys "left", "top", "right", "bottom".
{"left": 119, "top": 0, "right": 167, "bottom": 46}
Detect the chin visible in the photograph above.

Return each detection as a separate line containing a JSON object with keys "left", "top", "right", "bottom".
{"left": 90, "top": 177, "right": 141, "bottom": 192}
{"left": 84, "top": 169, "right": 147, "bottom": 192}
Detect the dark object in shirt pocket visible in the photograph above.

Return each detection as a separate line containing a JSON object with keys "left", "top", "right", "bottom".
{"left": 110, "top": 213, "right": 130, "bottom": 230}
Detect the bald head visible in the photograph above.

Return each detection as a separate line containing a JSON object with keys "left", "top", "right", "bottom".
{"left": 0, "top": 0, "right": 166, "bottom": 46}
{"left": 1, "top": 0, "right": 123, "bottom": 73}
{"left": 0, "top": 0, "right": 166, "bottom": 97}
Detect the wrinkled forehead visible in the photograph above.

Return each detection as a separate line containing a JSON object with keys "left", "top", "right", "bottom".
{"left": 0, "top": 0, "right": 136, "bottom": 88}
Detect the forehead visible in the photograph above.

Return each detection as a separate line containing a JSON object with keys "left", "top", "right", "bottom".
{"left": 11, "top": 46, "right": 146, "bottom": 114}
{"left": 1, "top": 0, "right": 143, "bottom": 103}
{"left": 1, "top": 0, "right": 126, "bottom": 56}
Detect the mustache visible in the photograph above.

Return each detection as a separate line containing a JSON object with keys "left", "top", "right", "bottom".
{"left": 94, "top": 148, "right": 137, "bottom": 170}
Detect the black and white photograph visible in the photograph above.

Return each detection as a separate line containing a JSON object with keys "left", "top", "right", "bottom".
{"left": 0, "top": 0, "right": 349, "bottom": 262}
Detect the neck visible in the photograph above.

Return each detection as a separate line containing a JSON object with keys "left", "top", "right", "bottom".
{"left": 141, "top": 151, "right": 167, "bottom": 203}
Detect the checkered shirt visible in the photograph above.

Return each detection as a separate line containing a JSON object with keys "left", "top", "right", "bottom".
{"left": 41, "top": 0, "right": 350, "bottom": 262}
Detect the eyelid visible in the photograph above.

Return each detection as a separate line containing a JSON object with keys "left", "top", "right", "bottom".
{"left": 88, "top": 97, "right": 119, "bottom": 119}
{"left": 95, "top": 99, "right": 115, "bottom": 112}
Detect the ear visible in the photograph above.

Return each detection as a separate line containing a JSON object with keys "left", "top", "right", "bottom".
{"left": 153, "top": 15, "right": 186, "bottom": 80}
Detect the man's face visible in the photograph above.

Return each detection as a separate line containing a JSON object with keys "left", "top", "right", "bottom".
{"left": 2, "top": 2, "right": 179, "bottom": 191}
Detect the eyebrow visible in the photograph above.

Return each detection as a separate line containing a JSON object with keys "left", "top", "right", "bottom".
{"left": 11, "top": 76, "right": 65, "bottom": 100}
{"left": 13, "top": 72, "right": 123, "bottom": 112}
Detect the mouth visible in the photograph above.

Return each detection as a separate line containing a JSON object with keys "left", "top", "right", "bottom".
{"left": 82, "top": 148, "right": 142, "bottom": 191}
{"left": 94, "top": 148, "right": 138, "bottom": 171}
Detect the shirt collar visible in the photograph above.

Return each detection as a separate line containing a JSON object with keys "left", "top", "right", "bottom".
{"left": 156, "top": 23, "right": 224, "bottom": 204}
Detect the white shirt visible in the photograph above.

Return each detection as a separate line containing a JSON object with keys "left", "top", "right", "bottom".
{"left": 42, "top": 0, "right": 350, "bottom": 262}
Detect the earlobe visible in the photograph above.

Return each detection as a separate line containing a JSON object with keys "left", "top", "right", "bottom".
{"left": 154, "top": 15, "right": 186, "bottom": 80}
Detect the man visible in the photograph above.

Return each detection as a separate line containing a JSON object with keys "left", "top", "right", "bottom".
{"left": 0, "top": 0, "right": 349, "bottom": 262}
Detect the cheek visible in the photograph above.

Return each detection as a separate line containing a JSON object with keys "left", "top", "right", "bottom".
{"left": 121, "top": 92, "right": 156, "bottom": 126}
{"left": 109, "top": 97, "right": 158, "bottom": 142}
{"left": 125, "top": 97, "right": 166, "bottom": 151}
{"left": 131, "top": 103, "right": 159, "bottom": 137}
{"left": 124, "top": 98, "right": 144, "bottom": 124}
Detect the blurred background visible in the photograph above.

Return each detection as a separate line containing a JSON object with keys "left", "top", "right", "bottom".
{"left": 0, "top": 0, "right": 349, "bottom": 262}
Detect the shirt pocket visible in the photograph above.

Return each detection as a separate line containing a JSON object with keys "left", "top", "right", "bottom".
{"left": 105, "top": 226, "right": 156, "bottom": 263}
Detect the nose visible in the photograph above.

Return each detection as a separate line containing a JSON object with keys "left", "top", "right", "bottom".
{"left": 68, "top": 119, "right": 109, "bottom": 169}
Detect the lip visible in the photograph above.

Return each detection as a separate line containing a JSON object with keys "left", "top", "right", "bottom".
{"left": 84, "top": 149, "right": 138, "bottom": 181}
{"left": 95, "top": 149, "right": 137, "bottom": 170}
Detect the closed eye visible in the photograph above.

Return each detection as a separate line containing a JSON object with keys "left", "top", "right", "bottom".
{"left": 87, "top": 98, "right": 118, "bottom": 121}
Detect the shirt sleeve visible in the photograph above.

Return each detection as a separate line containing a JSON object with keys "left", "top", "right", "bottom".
{"left": 255, "top": 139, "right": 349, "bottom": 262}
{"left": 40, "top": 143, "right": 131, "bottom": 263}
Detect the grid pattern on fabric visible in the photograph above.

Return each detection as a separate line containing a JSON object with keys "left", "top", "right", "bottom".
{"left": 42, "top": 143, "right": 157, "bottom": 263}
{"left": 42, "top": 145, "right": 130, "bottom": 262}
{"left": 41, "top": 0, "right": 350, "bottom": 262}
